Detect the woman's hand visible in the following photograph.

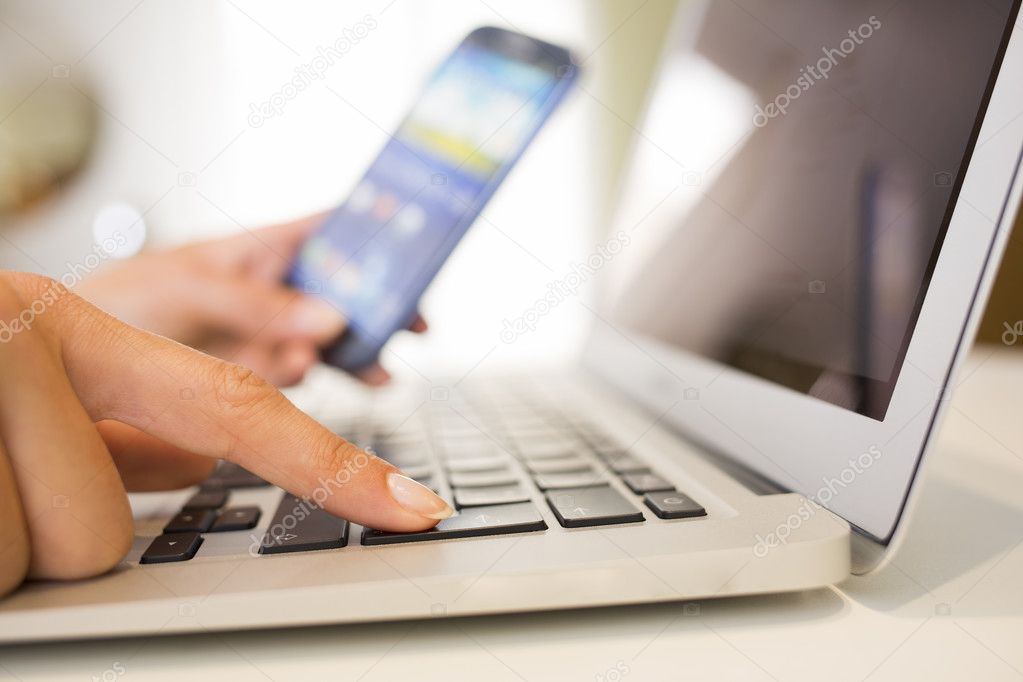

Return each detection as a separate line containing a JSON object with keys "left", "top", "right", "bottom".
{"left": 0, "top": 272, "right": 453, "bottom": 597}
{"left": 77, "top": 215, "right": 421, "bottom": 386}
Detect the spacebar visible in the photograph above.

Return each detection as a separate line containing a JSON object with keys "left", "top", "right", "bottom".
{"left": 361, "top": 502, "right": 547, "bottom": 546}
{"left": 258, "top": 493, "right": 349, "bottom": 554}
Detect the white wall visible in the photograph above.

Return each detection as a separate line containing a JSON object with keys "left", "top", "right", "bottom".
{"left": 0, "top": 0, "right": 673, "bottom": 381}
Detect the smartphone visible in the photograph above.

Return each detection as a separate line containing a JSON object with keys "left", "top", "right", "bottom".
{"left": 288, "top": 26, "right": 578, "bottom": 371}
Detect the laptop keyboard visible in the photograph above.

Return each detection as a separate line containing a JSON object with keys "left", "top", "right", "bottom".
{"left": 139, "top": 386, "right": 706, "bottom": 565}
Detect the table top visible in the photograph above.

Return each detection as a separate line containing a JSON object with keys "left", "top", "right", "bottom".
{"left": 2, "top": 348, "right": 1021, "bottom": 682}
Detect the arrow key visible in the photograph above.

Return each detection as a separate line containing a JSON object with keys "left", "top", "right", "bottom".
{"left": 164, "top": 509, "right": 217, "bottom": 533}
{"left": 362, "top": 502, "right": 546, "bottom": 545}
{"left": 140, "top": 532, "right": 203, "bottom": 564}
{"left": 210, "top": 506, "right": 262, "bottom": 532}
{"left": 258, "top": 493, "right": 349, "bottom": 555}
{"left": 546, "top": 486, "right": 645, "bottom": 528}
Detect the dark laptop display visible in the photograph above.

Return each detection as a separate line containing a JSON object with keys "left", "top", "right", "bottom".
{"left": 607, "top": 0, "right": 1019, "bottom": 419}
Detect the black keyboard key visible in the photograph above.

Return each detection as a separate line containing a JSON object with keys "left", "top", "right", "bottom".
{"left": 210, "top": 506, "right": 261, "bottom": 532}
{"left": 546, "top": 486, "right": 644, "bottom": 528}
{"left": 258, "top": 493, "right": 348, "bottom": 554}
{"left": 621, "top": 473, "right": 674, "bottom": 494}
{"left": 202, "top": 463, "right": 269, "bottom": 489}
{"left": 532, "top": 470, "right": 605, "bottom": 490}
{"left": 164, "top": 509, "right": 216, "bottom": 533}
{"left": 644, "top": 491, "right": 706, "bottom": 519}
{"left": 182, "top": 489, "right": 228, "bottom": 510}
{"left": 362, "top": 502, "right": 546, "bottom": 545}
{"left": 140, "top": 532, "right": 203, "bottom": 564}
{"left": 453, "top": 484, "right": 530, "bottom": 509}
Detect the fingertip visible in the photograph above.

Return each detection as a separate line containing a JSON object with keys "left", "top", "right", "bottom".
{"left": 279, "top": 342, "right": 317, "bottom": 385}
{"left": 408, "top": 316, "right": 428, "bottom": 334}
{"left": 356, "top": 363, "right": 391, "bottom": 386}
{"left": 386, "top": 473, "right": 454, "bottom": 521}
{"left": 310, "top": 450, "right": 449, "bottom": 533}
{"left": 287, "top": 297, "right": 346, "bottom": 341}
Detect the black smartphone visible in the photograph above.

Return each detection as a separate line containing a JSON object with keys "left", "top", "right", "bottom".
{"left": 288, "top": 26, "right": 578, "bottom": 371}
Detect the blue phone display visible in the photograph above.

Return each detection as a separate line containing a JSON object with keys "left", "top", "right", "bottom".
{"left": 289, "top": 27, "right": 578, "bottom": 370}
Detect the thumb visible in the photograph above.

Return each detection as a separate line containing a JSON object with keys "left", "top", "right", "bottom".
{"left": 196, "top": 277, "right": 345, "bottom": 344}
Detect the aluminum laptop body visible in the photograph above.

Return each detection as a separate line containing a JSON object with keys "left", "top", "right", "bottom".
{"left": 1, "top": 0, "right": 1020, "bottom": 642}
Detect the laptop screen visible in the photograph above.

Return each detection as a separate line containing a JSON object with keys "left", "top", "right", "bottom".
{"left": 602, "top": 0, "right": 1019, "bottom": 420}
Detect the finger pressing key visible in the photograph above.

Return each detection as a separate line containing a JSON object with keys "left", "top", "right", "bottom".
{"left": 57, "top": 290, "right": 453, "bottom": 532}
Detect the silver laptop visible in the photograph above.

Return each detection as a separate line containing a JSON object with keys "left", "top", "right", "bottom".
{"left": 2, "top": 0, "right": 1021, "bottom": 642}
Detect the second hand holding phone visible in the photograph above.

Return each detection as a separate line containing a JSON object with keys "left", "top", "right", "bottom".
{"left": 289, "top": 26, "right": 579, "bottom": 371}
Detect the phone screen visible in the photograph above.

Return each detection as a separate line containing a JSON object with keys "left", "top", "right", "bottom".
{"left": 290, "top": 29, "right": 575, "bottom": 351}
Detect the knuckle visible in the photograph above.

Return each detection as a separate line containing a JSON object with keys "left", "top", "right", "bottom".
{"left": 2, "top": 272, "right": 66, "bottom": 304}
{"left": 308, "top": 433, "right": 364, "bottom": 478}
{"left": 208, "top": 361, "right": 277, "bottom": 416}
{"left": 0, "top": 272, "right": 87, "bottom": 334}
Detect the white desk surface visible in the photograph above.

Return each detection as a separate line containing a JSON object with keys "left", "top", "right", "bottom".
{"left": 2, "top": 348, "right": 1021, "bottom": 682}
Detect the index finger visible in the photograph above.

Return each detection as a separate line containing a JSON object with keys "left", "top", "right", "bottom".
{"left": 57, "top": 289, "right": 452, "bottom": 532}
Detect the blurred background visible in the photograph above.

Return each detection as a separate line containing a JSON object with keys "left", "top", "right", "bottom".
{"left": 0, "top": 0, "right": 1018, "bottom": 384}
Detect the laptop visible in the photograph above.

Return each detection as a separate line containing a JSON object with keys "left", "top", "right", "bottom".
{"left": 2, "top": 0, "right": 1021, "bottom": 642}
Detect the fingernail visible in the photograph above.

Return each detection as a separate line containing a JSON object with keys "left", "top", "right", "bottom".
{"left": 386, "top": 473, "right": 454, "bottom": 520}
{"left": 292, "top": 298, "right": 345, "bottom": 337}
